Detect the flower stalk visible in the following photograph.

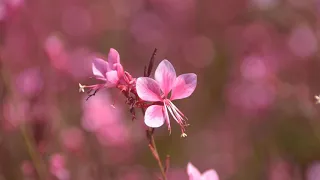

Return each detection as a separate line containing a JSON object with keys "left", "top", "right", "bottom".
{"left": 146, "top": 126, "right": 167, "bottom": 180}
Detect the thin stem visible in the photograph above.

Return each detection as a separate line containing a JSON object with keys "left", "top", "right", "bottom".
{"left": 141, "top": 107, "right": 167, "bottom": 180}
{"left": 164, "top": 155, "right": 170, "bottom": 174}
{"left": 148, "top": 129, "right": 167, "bottom": 180}
{"left": 20, "top": 125, "right": 46, "bottom": 180}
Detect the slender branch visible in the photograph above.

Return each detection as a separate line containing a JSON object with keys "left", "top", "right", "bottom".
{"left": 20, "top": 125, "right": 46, "bottom": 180}
{"left": 146, "top": 128, "right": 167, "bottom": 180}
{"left": 164, "top": 155, "right": 170, "bottom": 174}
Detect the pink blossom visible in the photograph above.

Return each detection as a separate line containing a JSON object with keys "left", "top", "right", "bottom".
{"left": 95, "top": 123, "right": 129, "bottom": 147}
{"left": 20, "top": 160, "right": 35, "bottom": 177}
{"left": 187, "top": 163, "right": 219, "bottom": 180}
{"left": 60, "top": 127, "right": 84, "bottom": 152}
{"left": 81, "top": 91, "right": 122, "bottom": 132}
{"left": 307, "top": 161, "right": 320, "bottom": 180}
{"left": 79, "top": 48, "right": 124, "bottom": 92}
{"left": 15, "top": 67, "right": 43, "bottom": 97}
{"left": 49, "top": 154, "right": 70, "bottom": 180}
{"left": 44, "top": 34, "right": 68, "bottom": 71}
{"left": 136, "top": 60, "right": 197, "bottom": 135}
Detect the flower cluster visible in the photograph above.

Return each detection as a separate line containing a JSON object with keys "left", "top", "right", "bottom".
{"left": 79, "top": 48, "right": 197, "bottom": 136}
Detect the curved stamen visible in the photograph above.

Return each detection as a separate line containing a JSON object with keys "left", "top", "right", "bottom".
{"left": 163, "top": 104, "right": 171, "bottom": 134}
{"left": 164, "top": 99, "right": 188, "bottom": 135}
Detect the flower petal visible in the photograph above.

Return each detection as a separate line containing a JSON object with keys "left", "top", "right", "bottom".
{"left": 114, "top": 63, "right": 124, "bottom": 78}
{"left": 107, "top": 48, "right": 120, "bottom": 66}
{"left": 136, "top": 77, "right": 161, "bottom": 102}
{"left": 155, "top": 60, "right": 176, "bottom": 96}
{"left": 92, "top": 58, "right": 109, "bottom": 79}
{"left": 106, "top": 70, "right": 119, "bottom": 86}
{"left": 144, "top": 105, "right": 165, "bottom": 128}
{"left": 171, "top": 73, "right": 197, "bottom": 100}
{"left": 201, "top": 170, "right": 219, "bottom": 180}
{"left": 187, "top": 163, "right": 201, "bottom": 180}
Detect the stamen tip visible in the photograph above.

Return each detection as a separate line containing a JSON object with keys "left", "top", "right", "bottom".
{"left": 181, "top": 133, "right": 187, "bottom": 138}
{"left": 79, "top": 83, "right": 85, "bottom": 92}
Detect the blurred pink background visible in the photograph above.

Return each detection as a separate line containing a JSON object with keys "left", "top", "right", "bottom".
{"left": 1, "top": 0, "right": 320, "bottom": 179}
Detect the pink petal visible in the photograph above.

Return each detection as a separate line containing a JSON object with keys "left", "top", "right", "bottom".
{"left": 92, "top": 58, "right": 109, "bottom": 79}
{"left": 114, "top": 63, "right": 124, "bottom": 78}
{"left": 107, "top": 48, "right": 120, "bottom": 66}
{"left": 155, "top": 60, "right": 176, "bottom": 96}
{"left": 201, "top": 170, "right": 219, "bottom": 180}
{"left": 136, "top": 77, "right": 161, "bottom": 102}
{"left": 144, "top": 105, "right": 165, "bottom": 128}
{"left": 187, "top": 163, "right": 201, "bottom": 180}
{"left": 106, "top": 70, "right": 119, "bottom": 86}
{"left": 171, "top": 73, "right": 197, "bottom": 100}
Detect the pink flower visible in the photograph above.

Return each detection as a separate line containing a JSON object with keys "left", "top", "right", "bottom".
{"left": 60, "top": 127, "right": 84, "bottom": 152}
{"left": 187, "top": 163, "right": 219, "bottom": 180}
{"left": 91, "top": 48, "right": 124, "bottom": 84}
{"left": 20, "top": 160, "right": 35, "bottom": 177}
{"left": 49, "top": 154, "right": 70, "bottom": 180}
{"left": 136, "top": 60, "right": 197, "bottom": 135}
{"left": 79, "top": 48, "right": 124, "bottom": 92}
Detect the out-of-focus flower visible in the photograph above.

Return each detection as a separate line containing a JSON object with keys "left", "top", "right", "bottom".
{"left": 315, "top": 95, "right": 320, "bottom": 104}
{"left": 20, "top": 160, "right": 35, "bottom": 177}
{"left": 167, "top": 168, "right": 189, "bottom": 180}
{"left": 81, "top": 91, "right": 121, "bottom": 132}
{"left": 0, "top": 0, "right": 24, "bottom": 21}
{"left": 227, "top": 81, "right": 275, "bottom": 111}
{"left": 95, "top": 123, "right": 129, "bottom": 147}
{"left": 136, "top": 60, "right": 197, "bottom": 136}
{"left": 79, "top": 48, "right": 124, "bottom": 93}
{"left": 116, "top": 165, "right": 149, "bottom": 180}
{"left": 306, "top": 161, "right": 320, "bottom": 180}
{"left": 15, "top": 67, "right": 43, "bottom": 97}
{"left": 268, "top": 158, "right": 292, "bottom": 180}
{"left": 81, "top": 91, "right": 132, "bottom": 148}
{"left": 60, "top": 127, "right": 84, "bottom": 152}
{"left": 44, "top": 34, "right": 68, "bottom": 71}
{"left": 49, "top": 154, "right": 70, "bottom": 180}
{"left": 187, "top": 162, "right": 219, "bottom": 180}
{"left": 45, "top": 35, "right": 93, "bottom": 80}
{"left": 2, "top": 99, "right": 29, "bottom": 130}
{"left": 0, "top": 1, "right": 7, "bottom": 21}
{"left": 240, "top": 55, "right": 268, "bottom": 82}
{"left": 288, "top": 24, "right": 318, "bottom": 58}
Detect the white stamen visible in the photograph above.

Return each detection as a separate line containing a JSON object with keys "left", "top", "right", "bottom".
{"left": 164, "top": 99, "right": 188, "bottom": 128}
{"left": 163, "top": 104, "right": 171, "bottom": 131}
{"left": 79, "top": 83, "right": 85, "bottom": 92}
